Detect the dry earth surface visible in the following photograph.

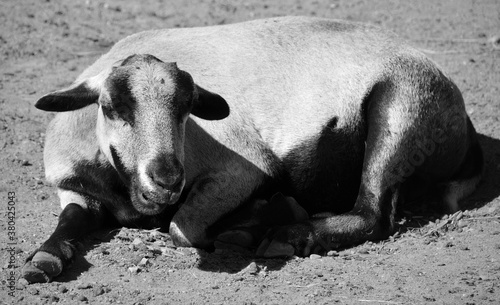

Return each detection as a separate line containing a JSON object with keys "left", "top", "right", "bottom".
{"left": 1, "top": 0, "right": 500, "bottom": 304}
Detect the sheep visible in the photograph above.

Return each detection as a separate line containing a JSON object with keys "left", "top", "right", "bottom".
{"left": 22, "top": 16, "right": 482, "bottom": 283}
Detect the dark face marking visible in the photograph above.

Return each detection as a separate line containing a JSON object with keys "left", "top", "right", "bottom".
{"left": 97, "top": 55, "right": 196, "bottom": 215}
{"left": 95, "top": 54, "right": 228, "bottom": 215}
{"left": 110, "top": 145, "right": 131, "bottom": 185}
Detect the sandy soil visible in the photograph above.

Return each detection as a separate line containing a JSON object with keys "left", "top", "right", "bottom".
{"left": 1, "top": 0, "right": 499, "bottom": 304}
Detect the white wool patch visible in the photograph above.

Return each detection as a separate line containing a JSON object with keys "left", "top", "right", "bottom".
{"left": 58, "top": 189, "right": 88, "bottom": 210}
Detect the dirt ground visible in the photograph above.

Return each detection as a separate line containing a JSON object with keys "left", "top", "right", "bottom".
{"left": 1, "top": 0, "right": 499, "bottom": 304}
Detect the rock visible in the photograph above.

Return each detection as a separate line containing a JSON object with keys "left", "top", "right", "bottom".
{"left": 77, "top": 295, "right": 88, "bottom": 302}
{"left": 77, "top": 283, "right": 92, "bottom": 289}
{"left": 16, "top": 278, "right": 28, "bottom": 290}
{"left": 149, "top": 231, "right": 161, "bottom": 238}
{"left": 239, "top": 262, "right": 259, "bottom": 275}
{"left": 138, "top": 258, "right": 149, "bottom": 267}
{"left": 41, "top": 292, "right": 51, "bottom": 298}
{"left": 59, "top": 285, "right": 68, "bottom": 293}
{"left": 488, "top": 36, "right": 500, "bottom": 50}
{"left": 128, "top": 266, "right": 141, "bottom": 274}
{"left": 93, "top": 286, "right": 105, "bottom": 296}
{"left": 42, "top": 294, "right": 59, "bottom": 302}
{"left": 310, "top": 254, "right": 322, "bottom": 260}
{"left": 153, "top": 240, "right": 166, "bottom": 247}
{"left": 132, "top": 238, "right": 143, "bottom": 246}
{"left": 179, "top": 247, "right": 194, "bottom": 255}
{"left": 50, "top": 295, "right": 60, "bottom": 303}
{"left": 27, "top": 286, "right": 39, "bottom": 295}
{"left": 327, "top": 250, "right": 339, "bottom": 257}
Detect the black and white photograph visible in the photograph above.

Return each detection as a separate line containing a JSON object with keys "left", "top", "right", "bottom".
{"left": 1, "top": 0, "right": 499, "bottom": 304}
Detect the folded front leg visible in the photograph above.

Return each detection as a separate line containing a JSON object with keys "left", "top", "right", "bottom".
{"left": 22, "top": 191, "right": 108, "bottom": 283}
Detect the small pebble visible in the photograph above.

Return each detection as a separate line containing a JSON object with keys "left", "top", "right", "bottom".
{"left": 327, "top": 250, "right": 339, "bottom": 257}
{"left": 17, "top": 278, "right": 28, "bottom": 290}
{"left": 27, "top": 286, "right": 39, "bottom": 295}
{"left": 132, "top": 238, "right": 143, "bottom": 246}
{"left": 50, "top": 295, "right": 60, "bottom": 303}
{"left": 153, "top": 240, "right": 166, "bottom": 247}
{"left": 310, "top": 254, "right": 322, "bottom": 260}
{"left": 58, "top": 285, "right": 68, "bottom": 293}
{"left": 41, "top": 293, "right": 51, "bottom": 298}
{"left": 128, "top": 266, "right": 141, "bottom": 274}
{"left": 77, "top": 295, "right": 88, "bottom": 302}
{"left": 149, "top": 231, "right": 160, "bottom": 238}
{"left": 77, "top": 283, "right": 92, "bottom": 289}
{"left": 240, "top": 262, "right": 259, "bottom": 275}
{"left": 93, "top": 287, "right": 105, "bottom": 296}
{"left": 136, "top": 243, "right": 148, "bottom": 251}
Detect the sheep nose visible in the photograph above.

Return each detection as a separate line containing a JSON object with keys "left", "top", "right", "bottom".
{"left": 146, "top": 158, "right": 185, "bottom": 192}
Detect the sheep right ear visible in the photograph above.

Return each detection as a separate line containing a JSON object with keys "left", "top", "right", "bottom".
{"left": 34, "top": 63, "right": 119, "bottom": 112}
{"left": 35, "top": 81, "right": 100, "bottom": 112}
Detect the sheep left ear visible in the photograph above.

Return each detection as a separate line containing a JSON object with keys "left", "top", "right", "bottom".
{"left": 191, "top": 85, "right": 230, "bottom": 120}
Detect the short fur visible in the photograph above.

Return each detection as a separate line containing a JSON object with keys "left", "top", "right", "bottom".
{"left": 23, "top": 17, "right": 483, "bottom": 282}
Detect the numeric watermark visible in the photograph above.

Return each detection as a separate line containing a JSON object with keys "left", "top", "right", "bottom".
{"left": 5, "top": 191, "right": 17, "bottom": 297}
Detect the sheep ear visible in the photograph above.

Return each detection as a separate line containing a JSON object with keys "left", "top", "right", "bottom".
{"left": 35, "top": 81, "right": 100, "bottom": 112}
{"left": 191, "top": 85, "right": 230, "bottom": 120}
{"left": 35, "top": 63, "right": 120, "bottom": 112}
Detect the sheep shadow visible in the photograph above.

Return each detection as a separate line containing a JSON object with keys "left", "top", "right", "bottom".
{"left": 47, "top": 134, "right": 500, "bottom": 279}
{"left": 49, "top": 228, "right": 119, "bottom": 283}
{"left": 394, "top": 133, "right": 500, "bottom": 231}
{"left": 463, "top": 133, "right": 500, "bottom": 208}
